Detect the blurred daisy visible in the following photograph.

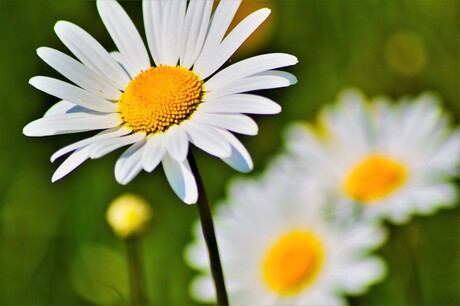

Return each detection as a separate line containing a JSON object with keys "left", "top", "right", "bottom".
{"left": 285, "top": 89, "right": 460, "bottom": 223}
{"left": 185, "top": 175, "right": 386, "bottom": 305}
{"left": 23, "top": 0, "right": 297, "bottom": 204}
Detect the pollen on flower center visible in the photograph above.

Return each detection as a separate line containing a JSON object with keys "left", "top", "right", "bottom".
{"left": 118, "top": 65, "right": 204, "bottom": 134}
{"left": 262, "top": 230, "right": 324, "bottom": 296}
{"left": 345, "top": 155, "right": 408, "bottom": 203}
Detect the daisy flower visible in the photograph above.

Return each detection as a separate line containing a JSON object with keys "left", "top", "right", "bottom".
{"left": 23, "top": 0, "right": 297, "bottom": 204}
{"left": 285, "top": 88, "right": 460, "bottom": 224}
{"left": 185, "top": 173, "right": 386, "bottom": 305}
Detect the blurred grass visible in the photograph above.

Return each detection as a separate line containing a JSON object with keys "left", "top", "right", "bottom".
{"left": 0, "top": 0, "right": 459, "bottom": 305}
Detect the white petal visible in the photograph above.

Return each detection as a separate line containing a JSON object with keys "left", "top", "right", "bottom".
{"left": 52, "top": 147, "right": 90, "bottom": 182}
{"left": 182, "top": 121, "right": 231, "bottom": 158}
{"left": 413, "top": 184, "right": 458, "bottom": 214}
{"left": 165, "top": 125, "right": 189, "bottom": 161}
{"left": 204, "top": 53, "right": 298, "bottom": 91}
{"left": 43, "top": 100, "right": 76, "bottom": 117}
{"left": 193, "top": 0, "right": 241, "bottom": 74}
{"left": 429, "top": 129, "right": 460, "bottom": 173}
{"left": 192, "top": 112, "right": 258, "bottom": 135}
{"left": 184, "top": 240, "right": 209, "bottom": 271}
{"left": 54, "top": 21, "right": 130, "bottom": 90}
{"left": 337, "top": 258, "right": 386, "bottom": 294}
{"left": 110, "top": 51, "right": 126, "bottom": 67}
{"left": 97, "top": 0, "right": 150, "bottom": 78}
{"left": 200, "top": 94, "right": 281, "bottom": 115}
{"left": 162, "top": 154, "right": 198, "bottom": 204}
{"left": 143, "top": 0, "right": 162, "bottom": 65}
{"left": 142, "top": 133, "right": 166, "bottom": 172}
{"left": 88, "top": 132, "right": 146, "bottom": 159}
{"left": 29, "top": 76, "right": 118, "bottom": 113}
{"left": 37, "top": 47, "right": 122, "bottom": 101}
{"left": 180, "top": 0, "right": 213, "bottom": 68}
{"left": 114, "top": 140, "right": 146, "bottom": 185}
{"left": 342, "top": 224, "right": 387, "bottom": 251}
{"left": 216, "top": 129, "right": 253, "bottom": 173}
{"left": 189, "top": 275, "right": 215, "bottom": 303}
{"left": 197, "top": 8, "right": 271, "bottom": 79}
{"left": 23, "top": 113, "right": 121, "bottom": 137}
{"left": 51, "top": 126, "right": 131, "bottom": 162}
{"left": 205, "top": 71, "right": 297, "bottom": 100}
{"left": 160, "top": 0, "right": 186, "bottom": 65}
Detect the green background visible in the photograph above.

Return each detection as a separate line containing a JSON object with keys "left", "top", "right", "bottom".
{"left": 0, "top": 0, "right": 459, "bottom": 305}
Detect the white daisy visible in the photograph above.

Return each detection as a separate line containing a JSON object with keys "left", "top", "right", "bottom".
{"left": 185, "top": 174, "right": 386, "bottom": 305}
{"left": 23, "top": 0, "right": 297, "bottom": 204}
{"left": 284, "top": 88, "right": 460, "bottom": 224}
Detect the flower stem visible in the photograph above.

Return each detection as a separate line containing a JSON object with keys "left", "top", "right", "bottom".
{"left": 188, "top": 151, "right": 229, "bottom": 305}
{"left": 126, "top": 238, "right": 148, "bottom": 306}
{"left": 402, "top": 225, "right": 423, "bottom": 306}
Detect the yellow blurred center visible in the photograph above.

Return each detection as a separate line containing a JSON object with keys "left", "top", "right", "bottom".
{"left": 118, "top": 65, "right": 203, "bottom": 134}
{"left": 345, "top": 155, "right": 407, "bottom": 203}
{"left": 262, "top": 230, "right": 324, "bottom": 295}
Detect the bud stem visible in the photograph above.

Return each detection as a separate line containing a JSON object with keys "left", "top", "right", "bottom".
{"left": 126, "top": 238, "right": 148, "bottom": 305}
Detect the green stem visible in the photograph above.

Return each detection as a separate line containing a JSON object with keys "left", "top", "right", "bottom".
{"left": 126, "top": 238, "right": 148, "bottom": 306}
{"left": 402, "top": 225, "right": 423, "bottom": 306}
{"left": 188, "top": 151, "right": 229, "bottom": 305}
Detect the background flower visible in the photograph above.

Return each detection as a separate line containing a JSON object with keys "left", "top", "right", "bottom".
{"left": 283, "top": 89, "right": 459, "bottom": 224}
{"left": 1, "top": 0, "right": 459, "bottom": 304}
{"left": 186, "top": 173, "right": 387, "bottom": 305}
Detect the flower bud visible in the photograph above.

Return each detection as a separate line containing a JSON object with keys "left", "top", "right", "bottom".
{"left": 106, "top": 194, "right": 152, "bottom": 239}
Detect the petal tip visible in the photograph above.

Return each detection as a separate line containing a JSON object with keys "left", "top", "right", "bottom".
{"left": 23, "top": 122, "right": 38, "bottom": 137}
{"left": 183, "top": 194, "right": 198, "bottom": 205}
{"left": 28, "top": 77, "right": 37, "bottom": 86}
{"left": 261, "top": 8, "right": 271, "bottom": 15}
{"left": 36, "top": 47, "right": 46, "bottom": 56}
{"left": 54, "top": 20, "right": 68, "bottom": 33}
{"left": 51, "top": 172, "right": 62, "bottom": 183}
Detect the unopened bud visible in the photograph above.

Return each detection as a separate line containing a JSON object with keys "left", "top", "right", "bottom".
{"left": 106, "top": 194, "right": 153, "bottom": 239}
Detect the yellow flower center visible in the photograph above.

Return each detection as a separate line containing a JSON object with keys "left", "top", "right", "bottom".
{"left": 118, "top": 65, "right": 203, "bottom": 134}
{"left": 345, "top": 155, "right": 408, "bottom": 203}
{"left": 262, "top": 230, "right": 324, "bottom": 296}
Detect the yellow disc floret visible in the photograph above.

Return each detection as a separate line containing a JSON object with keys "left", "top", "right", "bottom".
{"left": 118, "top": 65, "right": 203, "bottom": 134}
{"left": 345, "top": 154, "right": 408, "bottom": 203}
{"left": 262, "top": 230, "right": 324, "bottom": 296}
